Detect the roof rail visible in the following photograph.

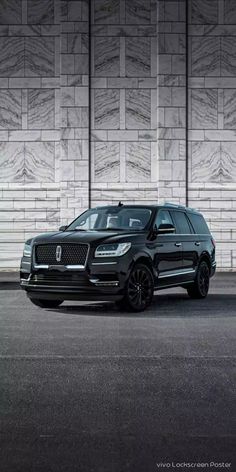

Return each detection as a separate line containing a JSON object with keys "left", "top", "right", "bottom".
{"left": 163, "top": 202, "right": 186, "bottom": 209}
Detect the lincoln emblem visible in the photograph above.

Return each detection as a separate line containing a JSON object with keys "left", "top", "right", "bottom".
{"left": 56, "top": 245, "right": 62, "bottom": 262}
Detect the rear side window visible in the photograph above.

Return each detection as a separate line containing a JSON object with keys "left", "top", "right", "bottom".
{"left": 154, "top": 209, "right": 173, "bottom": 228}
{"left": 188, "top": 213, "right": 210, "bottom": 234}
{"left": 171, "top": 211, "right": 192, "bottom": 234}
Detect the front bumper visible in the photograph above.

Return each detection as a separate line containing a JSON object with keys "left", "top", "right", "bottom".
{"left": 20, "top": 254, "right": 132, "bottom": 301}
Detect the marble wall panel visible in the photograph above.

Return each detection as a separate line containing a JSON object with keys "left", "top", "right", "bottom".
{"left": 191, "top": 141, "right": 221, "bottom": 182}
{"left": 0, "top": 90, "right": 21, "bottom": 129}
{"left": 224, "top": 0, "right": 236, "bottom": 25}
{"left": 67, "top": 1, "right": 83, "bottom": 22}
{"left": 94, "top": 0, "right": 120, "bottom": 24}
{"left": 25, "top": 37, "right": 55, "bottom": 77}
{"left": 223, "top": 89, "right": 236, "bottom": 129}
{"left": 221, "top": 142, "right": 236, "bottom": 182}
{"left": 28, "top": 89, "right": 55, "bottom": 129}
{"left": 94, "top": 89, "right": 120, "bottom": 129}
{"left": 0, "top": 142, "right": 24, "bottom": 182}
{"left": 191, "top": 0, "right": 218, "bottom": 24}
{"left": 191, "top": 89, "right": 218, "bottom": 129}
{"left": 221, "top": 38, "right": 236, "bottom": 76}
{"left": 125, "top": 142, "right": 151, "bottom": 182}
{"left": 191, "top": 37, "right": 220, "bottom": 76}
{"left": 125, "top": 0, "right": 151, "bottom": 25}
{"left": 0, "top": 0, "right": 22, "bottom": 24}
{"left": 125, "top": 89, "right": 151, "bottom": 129}
{"left": 94, "top": 37, "right": 120, "bottom": 77}
{"left": 191, "top": 141, "right": 236, "bottom": 183}
{"left": 0, "top": 38, "right": 24, "bottom": 77}
{"left": 125, "top": 38, "right": 151, "bottom": 77}
{"left": 94, "top": 142, "right": 120, "bottom": 182}
{"left": 27, "top": 0, "right": 54, "bottom": 24}
{"left": 24, "top": 142, "right": 54, "bottom": 182}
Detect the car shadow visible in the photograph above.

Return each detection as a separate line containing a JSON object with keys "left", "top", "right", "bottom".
{"left": 51, "top": 293, "right": 236, "bottom": 318}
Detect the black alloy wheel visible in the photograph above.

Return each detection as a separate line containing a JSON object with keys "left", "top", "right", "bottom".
{"left": 187, "top": 261, "right": 210, "bottom": 299}
{"left": 120, "top": 263, "right": 154, "bottom": 312}
{"left": 29, "top": 298, "right": 63, "bottom": 308}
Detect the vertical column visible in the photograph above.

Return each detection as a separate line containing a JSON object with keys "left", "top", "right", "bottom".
{"left": 188, "top": 0, "right": 236, "bottom": 270}
{"left": 0, "top": 0, "right": 60, "bottom": 268}
{"left": 90, "top": 0, "right": 158, "bottom": 205}
{"left": 60, "top": 0, "right": 89, "bottom": 225}
{"left": 157, "top": 0, "right": 186, "bottom": 205}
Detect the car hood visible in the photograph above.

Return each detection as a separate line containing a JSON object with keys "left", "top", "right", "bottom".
{"left": 31, "top": 230, "right": 146, "bottom": 246}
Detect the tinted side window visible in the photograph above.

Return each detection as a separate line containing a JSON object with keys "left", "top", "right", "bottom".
{"left": 171, "top": 211, "right": 192, "bottom": 234}
{"left": 155, "top": 209, "right": 173, "bottom": 228}
{"left": 188, "top": 214, "right": 210, "bottom": 234}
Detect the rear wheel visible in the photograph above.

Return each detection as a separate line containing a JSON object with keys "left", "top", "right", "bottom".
{"left": 187, "top": 261, "right": 210, "bottom": 299}
{"left": 118, "top": 263, "right": 154, "bottom": 312}
{"left": 29, "top": 298, "right": 63, "bottom": 308}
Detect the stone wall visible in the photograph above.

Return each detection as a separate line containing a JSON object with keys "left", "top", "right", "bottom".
{"left": 157, "top": 0, "right": 186, "bottom": 205}
{"left": 0, "top": 0, "right": 235, "bottom": 270}
{"left": 188, "top": 0, "right": 236, "bottom": 270}
{"left": 90, "top": 0, "right": 158, "bottom": 205}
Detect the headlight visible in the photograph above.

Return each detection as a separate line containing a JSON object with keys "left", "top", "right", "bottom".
{"left": 23, "top": 243, "right": 32, "bottom": 257}
{"left": 95, "top": 242, "right": 131, "bottom": 258}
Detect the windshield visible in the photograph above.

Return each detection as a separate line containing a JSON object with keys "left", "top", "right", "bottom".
{"left": 66, "top": 207, "right": 153, "bottom": 231}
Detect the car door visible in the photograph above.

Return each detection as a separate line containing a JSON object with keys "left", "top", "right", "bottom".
{"left": 170, "top": 210, "right": 197, "bottom": 281}
{"left": 150, "top": 209, "right": 183, "bottom": 286}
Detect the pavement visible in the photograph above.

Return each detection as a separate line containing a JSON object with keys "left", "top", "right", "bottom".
{"left": 0, "top": 274, "right": 236, "bottom": 472}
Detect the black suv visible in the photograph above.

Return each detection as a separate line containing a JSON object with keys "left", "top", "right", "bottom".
{"left": 20, "top": 203, "right": 216, "bottom": 312}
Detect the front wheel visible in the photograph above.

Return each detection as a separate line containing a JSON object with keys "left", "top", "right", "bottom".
{"left": 29, "top": 298, "right": 63, "bottom": 308}
{"left": 187, "top": 261, "right": 210, "bottom": 299}
{"left": 118, "top": 263, "right": 154, "bottom": 312}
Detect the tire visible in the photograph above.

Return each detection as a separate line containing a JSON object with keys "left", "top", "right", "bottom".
{"left": 29, "top": 298, "right": 63, "bottom": 308}
{"left": 187, "top": 261, "right": 210, "bottom": 299}
{"left": 118, "top": 263, "right": 154, "bottom": 312}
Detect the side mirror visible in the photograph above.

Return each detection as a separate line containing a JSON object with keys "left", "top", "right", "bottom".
{"left": 59, "top": 225, "right": 68, "bottom": 232}
{"left": 157, "top": 223, "right": 176, "bottom": 234}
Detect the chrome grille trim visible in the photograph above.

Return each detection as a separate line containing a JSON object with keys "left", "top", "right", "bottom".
{"left": 33, "top": 243, "right": 89, "bottom": 270}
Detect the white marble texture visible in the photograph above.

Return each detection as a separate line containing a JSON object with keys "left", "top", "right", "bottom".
{"left": 0, "top": 142, "right": 24, "bottom": 182}
{"left": 191, "top": 37, "right": 220, "bottom": 76}
{"left": 191, "top": 89, "right": 218, "bottom": 129}
{"left": 125, "top": 89, "right": 151, "bottom": 129}
{"left": 24, "top": 142, "right": 54, "bottom": 182}
{"left": 125, "top": 142, "right": 151, "bottom": 182}
{"left": 94, "top": 89, "right": 120, "bottom": 129}
{"left": 191, "top": 0, "right": 218, "bottom": 24}
{"left": 25, "top": 37, "right": 55, "bottom": 77}
{"left": 0, "top": 38, "right": 24, "bottom": 77}
{"left": 94, "top": 0, "right": 120, "bottom": 24}
{"left": 94, "top": 37, "right": 120, "bottom": 76}
{"left": 0, "top": 0, "right": 21, "bottom": 24}
{"left": 27, "top": 0, "right": 54, "bottom": 24}
{"left": 221, "top": 37, "right": 236, "bottom": 76}
{"left": 125, "top": 0, "right": 151, "bottom": 24}
{"left": 94, "top": 142, "right": 120, "bottom": 182}
{"left": 28, "top": 89, "right": 55, "bottom": 129}
{"left": 191, "top": 141, "right": 236, "bottom": 183}
{"left": 224, "top": 0, "right": 236, "bottom": 25}
{"left": 223, "top": 89, "right": 236, "bottom": 129}
{"left": 125, "top": 38, "right": 151, "bottom": 77}
{"left": 0, "top": 90, "right": 21, "bottom": 129}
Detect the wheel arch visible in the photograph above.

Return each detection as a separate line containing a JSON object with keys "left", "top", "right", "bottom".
{"left": 132, "top": 253, "right": 155, "bottom": 278}
{"left": 198, "top": 252, "right": 211, "bottom": 272}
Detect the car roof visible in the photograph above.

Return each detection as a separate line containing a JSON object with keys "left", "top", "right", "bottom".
{"left": 93, "top": 204, "right": 203, "bottom": 216}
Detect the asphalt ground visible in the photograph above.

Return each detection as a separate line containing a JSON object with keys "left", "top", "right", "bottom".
{"left": 0, "top": 274, "right": 236, "bottom": 472}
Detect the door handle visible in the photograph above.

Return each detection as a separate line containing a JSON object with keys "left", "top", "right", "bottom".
{"left": 175, "top": 242, "right": 182, "bottom": 247}
{"left": 195, "top": 241, "right": 201, "bottom": 246}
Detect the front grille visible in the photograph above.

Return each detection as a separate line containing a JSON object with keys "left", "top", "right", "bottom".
{"left": 35, "top": 244, "right": 88, "bottom": 266}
